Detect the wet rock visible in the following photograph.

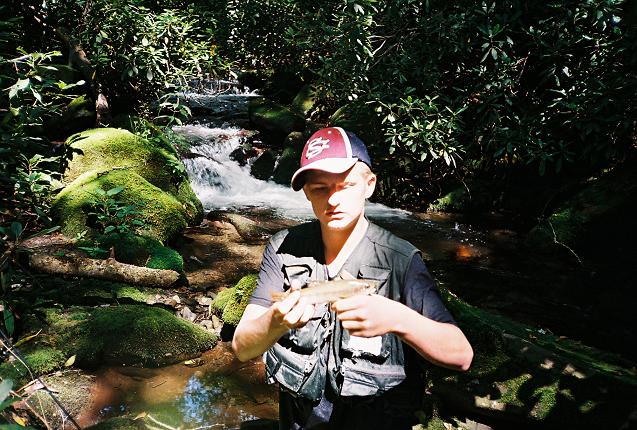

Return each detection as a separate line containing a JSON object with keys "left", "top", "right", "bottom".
{"left": 211, "top": 315, "right": 223, "bottom": 330}
{"left": 250, "top": 150, "right": 277, "bottom": 180}
{"left": 20, "top": 370, "right": 94, "bottom": 430}
{"left": 230, "top": 145, "right": 259, "bottom": 166}
{"left": 223, "top": 213, "right": 270, "bottom": 242}
{"left": 85, "top": 417, "right": 141, "bottom": 430}
{"left": 273, "top": 132, "right": 305, "bottom": 186}
{"left": 199, "top": 319, "right": 214, "bottom": 331}
{"left": 197, "top": 296, "right": 213, "bottom": 306}
{"left": 179, "top": 306, "right": 197, "bottom": 322}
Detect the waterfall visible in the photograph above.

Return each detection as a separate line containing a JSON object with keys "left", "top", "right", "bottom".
{"left": 173, "top": 91, "right": 408, "bottom": 220}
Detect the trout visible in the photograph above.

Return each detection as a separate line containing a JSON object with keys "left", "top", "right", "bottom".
{"left": 271, "top": 279, "right": 380, "bottom": 305}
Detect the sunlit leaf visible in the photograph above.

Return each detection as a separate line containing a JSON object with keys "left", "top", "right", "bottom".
{"left": 64, "top": 355, "right": 76, "bottom": 367}
{"left": 14, "top": 330, "right": 42, "bottom": 347}
{"left": 106, "top": 186, "right": 125, "bottom": 196}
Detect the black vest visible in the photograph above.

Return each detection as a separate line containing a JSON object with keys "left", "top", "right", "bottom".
{"left": 263, "top": 221, "right": 419, "bottom": 401}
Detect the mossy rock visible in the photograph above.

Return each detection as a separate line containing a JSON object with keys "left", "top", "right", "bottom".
{"left": 291, "top": 84, "right": 316, "bottom": 115}
{"left": 52, "top": 169, "right": 191, "bottom": 242}
{"left": 273, "top": 132, "right": 305, "bottom": 186}
{"left": 2, "top": 305, "right": 216, "bottom": 385}
{"left": 60, "top": 95, "right": 96, "bottom": 134}
{"left": 212, "top": 287, "right": 235, "bottom": 314}
{"left": 212, "top": 274, "right": 259, "bottom": 326}
{"left": 428, "top": 187, "right": 469, "bottom": 212}
{"left": 428, "top": 287, "right": 637, "bottom": 428}
{"left": 248, "top": 98, "right": 305, "bottom": 144}
{"left": 96, "top": 232, "right": 184, "bottom": 272}
{"left": 250, "top": 150, "right": 277, "bottom": 181}
{"left": 63, "top": 127, "right": 202, "bottom": 223}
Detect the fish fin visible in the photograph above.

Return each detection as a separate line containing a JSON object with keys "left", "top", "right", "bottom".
{"left": 339, "top": 269, "right": 356, "bottom": 280}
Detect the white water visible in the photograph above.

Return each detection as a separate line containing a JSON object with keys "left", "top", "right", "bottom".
{"left": 174, "top": 120, "right": 408, "bottom": 221}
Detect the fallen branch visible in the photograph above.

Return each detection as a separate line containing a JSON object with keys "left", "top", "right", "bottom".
{"left": 29, "top": 253, "right": 179, "bottom": 288}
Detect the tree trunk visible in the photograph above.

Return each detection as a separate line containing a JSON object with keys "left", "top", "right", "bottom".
{"left": 54, "top": 27, "right": 112, "bottom": 125}
{"left": 29, "top": 253, "right": 180, "bottom": 288}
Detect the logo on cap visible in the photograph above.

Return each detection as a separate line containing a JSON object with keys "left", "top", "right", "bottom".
{"left": 305, "top": 137, "right": 331, "bottom": 159}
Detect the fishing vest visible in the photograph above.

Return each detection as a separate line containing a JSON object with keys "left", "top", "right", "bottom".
{"left": 263, "top": 221, "right": 420, "bottom": 402}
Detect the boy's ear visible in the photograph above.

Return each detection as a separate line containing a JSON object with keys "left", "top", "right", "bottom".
{"left": 364, "top": 174, "right": 377, "bottom": 199}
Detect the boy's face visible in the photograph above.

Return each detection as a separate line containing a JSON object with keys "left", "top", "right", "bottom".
{"left": 302, "top": 163, "right": 376, "bottom": 232}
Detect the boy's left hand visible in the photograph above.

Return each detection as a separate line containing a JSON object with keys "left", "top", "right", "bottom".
{"left": 332, "top": 294, "right": 402, "bottom": 337}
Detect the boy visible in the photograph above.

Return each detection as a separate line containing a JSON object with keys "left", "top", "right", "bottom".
{"left": 232, "top": 127, "right": 473, "bottom": 429}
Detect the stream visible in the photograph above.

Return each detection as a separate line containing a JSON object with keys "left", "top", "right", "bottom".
{"left": 82, "top": 88, "right": 635, "bottom": 429}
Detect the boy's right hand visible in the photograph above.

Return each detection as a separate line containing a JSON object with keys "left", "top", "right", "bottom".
{"left": 272, "top": 290, "right": 316, "bottom": 329}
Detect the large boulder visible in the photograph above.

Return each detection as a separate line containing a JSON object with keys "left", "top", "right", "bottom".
{"left": 429, "top": 287, "right": 637, "bottom": 429}
{"left": 250, "top": 150, "right": 277, "bottom": 181}
{"left": 248, "top": 98, "right": 305, "bottom": 145}
{"left": 0, "top": 305, "right": 217, "bottom": 385}
{"left": 329, "top": 102, "right": 383, "bottom": 151}
{"left": 52, "top": 128, "right": 203, "bottom": 241}
{"left": 52, "top": 169, "right": 192, "bottom": 242}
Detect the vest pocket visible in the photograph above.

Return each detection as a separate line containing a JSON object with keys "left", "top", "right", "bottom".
{"left": 340, "top": 358, "right": 407, "bottom": 397}
{"left": 264, "top": 342, "right": 326, "bottom": 402}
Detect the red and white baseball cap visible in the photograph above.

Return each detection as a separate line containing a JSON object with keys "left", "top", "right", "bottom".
{"left": 291, "top": 127, "right": 372, "bottom": 191}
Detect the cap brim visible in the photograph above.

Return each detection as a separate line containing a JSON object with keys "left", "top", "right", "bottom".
{"left": 291, "top": 158, "right": 359, "bottom": 191}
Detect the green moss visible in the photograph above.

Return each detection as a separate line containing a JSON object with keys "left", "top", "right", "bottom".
{"left": 114, "top": 286, "right": 151, "bottom": 302}
{"left": 73, "top": 305, "right": 216, "bottom": 367}
{"left": 212, "top": 287, "right": 235, "bottom": 314}
{"left": 428, "top": 188, "right": 468, "bottom": 212}
{"left": 221, "top": 274, "right": 259, "bottom": 326}
{"left": 52, "top": 169, "right": 190, "bottom": 242}
{"left": 531, "top": 381, "right": 558, "bottom": 420}
{"left": 249, "top": 98, "right": 305, "bottom": 142}
{"left": 10, "top": 305, "right": 216, "bottom": 382}
{"left": 526, "top": 173, "right": 636, "bottom": 251}
{"left": 0, "top": 347, "right": 66, "bottom": 386}
{"left": 64, "top": 127, "right": 202, "bottom": 223}
{"left": 146, "top": 245, "right": 184, "bottom": 272}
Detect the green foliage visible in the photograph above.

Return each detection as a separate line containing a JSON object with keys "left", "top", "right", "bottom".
{"left": 87, "top": 186, "right": 146, "bottom": 235}
{"left": 219, "top": 0, "right": 636, "bottom": 207}
{"left": 1, "top": 49, "right": 85, "bottom": 226}
{"left": 64, "top": 2, "right": 231, "bottom": 108}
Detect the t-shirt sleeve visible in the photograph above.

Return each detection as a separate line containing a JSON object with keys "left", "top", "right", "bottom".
{"left": 248, "top": 240, "right": 285, "bottom": 307}
{"left": 403, "top": 253, "right": 457, "bottom": 326}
